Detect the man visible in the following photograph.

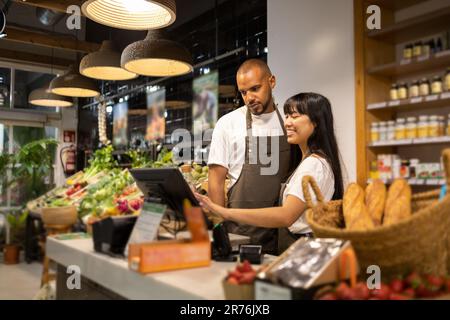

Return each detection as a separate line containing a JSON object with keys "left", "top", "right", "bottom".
{"left": 207, "top": 59, "right": 293, "bottom": 254}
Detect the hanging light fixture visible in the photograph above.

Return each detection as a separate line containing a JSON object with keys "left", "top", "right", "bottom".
{"left": 50, "top": 65, "right": 100, "bottom": 97}
{"left": 121, "top": 30, "right": 193, "bottom": 77}
{"left": 81, "top": 0, "right": 176, "bottom": 30}
{"left": 80, "top": 40, "right": 137, "bottom": 81}
{"left": 28, "top": 88, "right": 73, "bottom": 107}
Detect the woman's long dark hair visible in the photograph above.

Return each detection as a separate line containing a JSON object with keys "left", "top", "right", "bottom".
{"left": 283, "top": 93, "right": 344, "bottom": 200}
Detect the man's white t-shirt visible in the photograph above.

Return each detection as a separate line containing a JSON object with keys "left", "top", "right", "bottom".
{"left": 208, "top": 106, "right": 285, "bottom": 189}
{"left": 282, "top": 156, "right": 335, "bottom": 234}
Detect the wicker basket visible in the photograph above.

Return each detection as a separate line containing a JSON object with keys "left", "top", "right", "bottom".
{"left": 41, "top": 206, "right": 78, "bottom": 227}
{"left": 304, "top": 149, "right": 450, "bottom": 280}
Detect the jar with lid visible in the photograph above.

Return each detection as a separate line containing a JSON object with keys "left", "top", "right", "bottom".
{"left": 428, "top": 115, "right": 439, "bottom": 137}
{"left": 409, "top": 159, "right": 419, "bottom": 178}
{"left": 370, "top": 122, "right": 379, "bottom": 142}
{"left": 438, "top": 115, "right": 445, "bottom": 136}
{"left": 395, "top": 118, "right": 406, "bottom": 140}
{"left": 369, "top": 161, "right": 379, "bottom": 180}
{"left": 413, "top": 42, "right": 422, "bottom": 57}
{"left": 419, "top": 78, "right": 430, "bottom": 96}
{"left": 387, "top": 120, "right": 396, "bottom": 141}
{"left": 431, "top": 76, "right": 443, "bottom": 94}
{"left": 403, "top": 44, "right": 413, "bottom": 59}
{"left": 418, "top": 115, "right": 429, "bottom": 138}
{"left": 389, "top": 84, "right": 398, "bottom": 100}
{"left": 379, "top": 121, "right": 388, "bottom": 141}
{"left": 445, "top": 68, "right": 450, "bottom": 92}
{"left": 409, "top": 81, "right": 420, "bottom": 98}
{"left": 447, "top": 114, "right": 450, "bottom": 136}
{"left": 397, "top": 83, "right": 408, "bottom": 99}
{"left": 406, "top": 117, "right": 417, "bottom": 139}
{"left": 400, "top": 160, "right": 410, "bottom": 179}
{"left": 422, "top": 41, "right": 431, "bottom": 57}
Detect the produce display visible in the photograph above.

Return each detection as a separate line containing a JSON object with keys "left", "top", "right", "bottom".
{"left": 181, "top": 162, "right": 209, "bottom": 192}
{"left": 225, "top": 260, "right": 258, "bottom": 285}
{"left": 316, "top": 271, "right": 450, "bottom": 300}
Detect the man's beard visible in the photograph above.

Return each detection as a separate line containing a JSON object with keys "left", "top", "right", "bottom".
{"left": 251, "top": 99, "right": 273, "bottom": 115}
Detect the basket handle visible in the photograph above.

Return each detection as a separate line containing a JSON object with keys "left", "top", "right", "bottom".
{"left": 443, "top": 148, "right": 450, "bottom": 190}
{"left": 301, "top": 175, "right": 325, "bottom": 208}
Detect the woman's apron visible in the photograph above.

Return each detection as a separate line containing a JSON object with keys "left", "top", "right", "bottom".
{"left": 225, "top": 107, "right": 291, "bottom": 255}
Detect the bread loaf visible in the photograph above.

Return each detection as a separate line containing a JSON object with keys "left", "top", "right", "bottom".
{"left": 383, "top": 179, "right": 412, "bottom": 226}
{"left": 343, "top": 183, "right": 374, "bottom": 230}
{"left": 365, "top": 179, "right": 386, "bottom": 226}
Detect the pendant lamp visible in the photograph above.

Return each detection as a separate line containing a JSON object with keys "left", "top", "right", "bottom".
{"left": 81, "top": 0, "right": 176, "bottom": 30}
{"left": 121, "top": 30, "right": 193, "bottom": 77}
{"left": 28, "top": 87, "right": 73, "bottom": 107}
{"left": 80, "top": 40, "right": 137, "bottom": 81}
{"left": 50, "top": 65, "right": 100, "bottom": 97}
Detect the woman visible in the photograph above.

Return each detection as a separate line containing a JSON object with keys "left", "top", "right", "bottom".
{"left": 196, "top": 92, "right": 345, "bottom": 253}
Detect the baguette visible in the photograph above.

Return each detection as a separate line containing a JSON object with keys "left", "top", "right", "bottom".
{"left": 383, "top": 179, "right": 412, "bottom": 226}
{"left": 343, "top": 183, "right": 374, "bottom": 230}
{"left": 365, "top": 179, "right": 386, "bottom": 226}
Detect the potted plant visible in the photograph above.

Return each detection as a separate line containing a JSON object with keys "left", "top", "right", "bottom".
{"left": 4, "top": 210, "right": 28, "bottom": 264}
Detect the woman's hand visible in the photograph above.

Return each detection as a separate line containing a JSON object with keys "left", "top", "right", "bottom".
{"left": 194, "top": 192, "right": 229, "bottom": 219}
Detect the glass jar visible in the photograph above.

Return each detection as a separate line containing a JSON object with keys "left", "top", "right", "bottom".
{"left": 369, "top": 160, "right": 379, "bottom": 180}
{"left": 409, "top": 159, "right": 419, "bottom": 178}
{"left": 403, "top": 44, "right": 413, "bottom": 59}
{"left": 395, "top": 118, "right": 406, "bottom": 140}
{"left": 387, "top": 121, "right": 396, "bottom": 141}
{"left": 409, "top": 81, "right": 420, "bottom": 98}
{"left": 379, "top": 121, "right": 388, "bottom": 141}
{"left": 439, "top": 116, "right": 445, "bottom": 136}
{"left": 413, "top": 41, "right": 422, "bottom": 57}
{"left": 445, "top": 68, "right": 450, "bottom": 92}
{"left": 398, "top": 83, "right": 408, "bottom": 99}
{"left": 370, "top": 122, "right": 379, "bottom": 142}
{"left": 406, "top": 117, "right": 417, "bottom": 139}
{"left": 447, "top": 114, "right": 450, "bottom": 136}
{"left": 419, "top": 78, "right": 430, "bottom": 96}
{"left": 422, "top": 41, "right": 431, "bottom": 57}
{"left": 431, "top": 76, "right": 443, "bottom": 94}
{"left": 400, "top": 160, "right": 410, "bottom": 179}
{"left": 389, "top": 84, "right": 398, "bottom": 100}
{"left": 428, "top": 115, "right": 439, "bottom": 137}
{"left": 418, "top": 115, "right": 429, "bottom": 138}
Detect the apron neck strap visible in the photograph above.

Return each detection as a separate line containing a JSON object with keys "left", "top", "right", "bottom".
{"left": 245, "top": 104, "right": 287, "bottom": 137}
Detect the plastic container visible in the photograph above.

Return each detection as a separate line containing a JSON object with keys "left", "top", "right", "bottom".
{"left": 398, "top": 83, "right": 408, "bottom": 99}
{"left": 431, "top": 76, "right": 443, "bottom": 95}
{"left": 387, "top": 121, "right": 396, "bottom": 141}
{"left": 429, "top": 115, "right": 439, "bottom": 137}
{"left": 418, "top": 115, "right": 429, "bottom": 138}
{"left": 419, "top": 78, "right": 430, "bottom": 96}
{"left": 409, "top": 81, "right": 420, "bottom": 98}
{"left": 406, "top": 117, "right": 417, "bottom": 139}
{"left": 379, "top": 121, "right": 388, "bottom": 141}
{"left": 370, "top": 122, "right": 379, "bottom": 142}
{"left": 395, "top": 118, "right": 406, "bottom": 140}
{"left": 413, "top": 42, "right": 422, "bottom": 57}
{"left": 409, "top": 159, "right": 420, "bottom": 178}
{"left": 390, "top": 84, "right": 398, "bottom": 100}
{"left": 403, "top": 45, "right": 413, "bottom": 59}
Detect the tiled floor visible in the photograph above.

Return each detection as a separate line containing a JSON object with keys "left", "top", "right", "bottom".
{"left": 0, "top": 258, "right": 42, "bottom": 300}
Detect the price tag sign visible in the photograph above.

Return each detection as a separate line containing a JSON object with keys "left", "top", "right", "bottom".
{"left": 125, "top": 202, "right": 166, "bottom": 256}
{"left": 388, "top": 100, "right": 400, "bottom": 107}
{"left": 410, "top": 97, "right": 423, "bottom": 104}
{"left": 417, "top": 55, "right": 430, "bottom": 62}
{"left": 425, "top": 95, "right": 439, "bottom": 102}
{"left": 441, "top": 92, "right": 450, "bottom": 100}
{"left": 400, "top": 59, "right": 411, "bottom": 65}
{"left": 368, "top": 102, "right": 387, "bottom": 110}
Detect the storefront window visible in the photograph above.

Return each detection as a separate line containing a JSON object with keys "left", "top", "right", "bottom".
{"left": 13, "top": 69, "right": 56, "bottom": 112}
{"left": 0, "top": 68, "right": 11, "bottom": 109}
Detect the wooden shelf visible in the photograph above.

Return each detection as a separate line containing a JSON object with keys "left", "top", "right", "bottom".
{"left": 367, "top": 6, "right": 450, "bottom": 43}
{"left": 367, "top": 0, "right": 426, "bottom": 11}
{"left": 368, "top": 136, "right": 450, "bottom": 147}
{"left": 367, "top": 92, "right": 450, "bottom": 111}
{"left": 367, "top": 50, "right": 450, "bottom": 76}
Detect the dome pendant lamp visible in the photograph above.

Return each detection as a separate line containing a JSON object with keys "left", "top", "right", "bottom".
{"left": 121, "top": 30, "right": 193, "bottom": 77}
{"left": 81, "top": 0, "right": 176, "bottom": 30}
{"left": 50, "top": 65, "right": 100, "bottom": 98}
{"left": 80, "top": 40, "right": 138, "bottom": 81}
{"left": 28, "top": 88, "right": 74, "bottom": 107}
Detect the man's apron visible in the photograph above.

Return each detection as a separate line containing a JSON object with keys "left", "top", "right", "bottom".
{"left": 225, "top": 107, "right": 291, "bottom": 255}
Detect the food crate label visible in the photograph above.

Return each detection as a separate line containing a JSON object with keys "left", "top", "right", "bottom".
{"left": 255, "top": 281, "right": 292, "bottom": 300}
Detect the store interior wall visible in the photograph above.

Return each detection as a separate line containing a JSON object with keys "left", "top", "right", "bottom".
{"left": 267, "top": 0, "right": 356, "bottom": 183}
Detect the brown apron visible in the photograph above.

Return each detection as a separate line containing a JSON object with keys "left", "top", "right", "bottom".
{"left": 277, "top": 156, "right": 314, "bottom": 254}
{"left": 225, "top": 107, "right": 291, "bottom": 255}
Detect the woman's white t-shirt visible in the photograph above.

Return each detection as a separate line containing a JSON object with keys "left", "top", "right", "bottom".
{"left": 282, "top": 156, "right": 335, "bottom": 234}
